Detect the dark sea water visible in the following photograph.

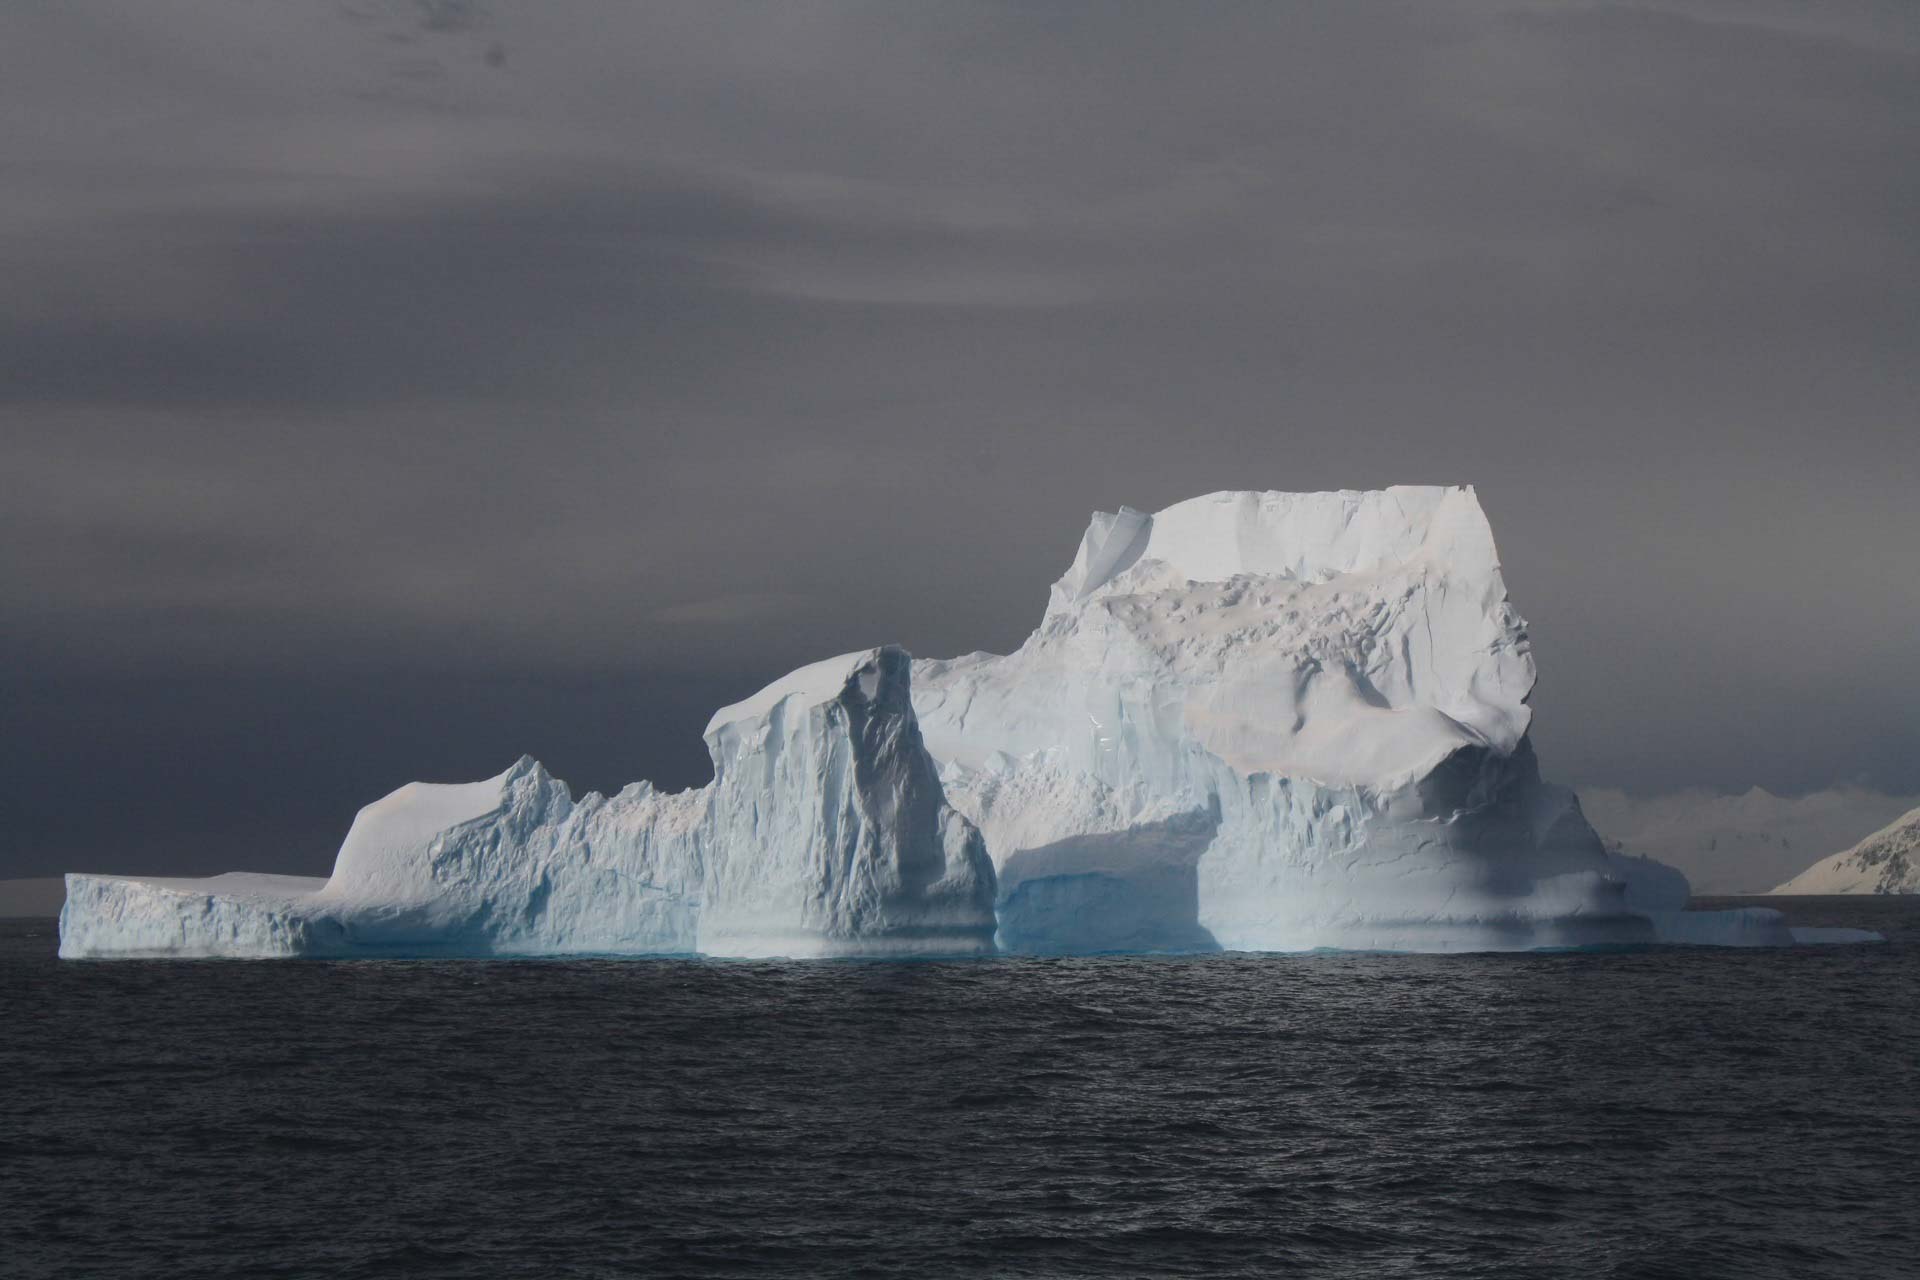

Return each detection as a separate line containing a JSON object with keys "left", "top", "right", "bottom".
{"left": 4, "top": 897, "right": 1917, "bottom": 1280}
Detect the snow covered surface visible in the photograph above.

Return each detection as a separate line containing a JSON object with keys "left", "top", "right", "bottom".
{"left": 1771, "top": 806, "right": 1920, "bottom": 895}
{"left": 60, "top": 486, "right": 1882, "bottom": 958}
{"left": 1581, "top": 785, "right": 1920, "bottom": 894}
{"left": 911, "top": 486, "right": 1879, "bottom": 952}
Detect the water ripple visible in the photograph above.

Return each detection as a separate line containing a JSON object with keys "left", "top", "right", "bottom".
{"left": 1, "top": 897, "right": 1915, "bottom": 1278}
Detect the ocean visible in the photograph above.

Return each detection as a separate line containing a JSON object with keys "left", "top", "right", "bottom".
{"left": 3, "top": 896, "right": 1916, "bottom": 1279}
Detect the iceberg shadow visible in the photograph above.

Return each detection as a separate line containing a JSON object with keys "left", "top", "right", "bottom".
{"left": 993, "top": 813, "right": 1222, "bottom": 954}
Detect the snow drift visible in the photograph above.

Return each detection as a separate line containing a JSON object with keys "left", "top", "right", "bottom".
{"left": 61, "top": 486, "right": 1876, "bottom": 958}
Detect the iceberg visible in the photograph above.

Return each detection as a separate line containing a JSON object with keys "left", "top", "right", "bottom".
{"left": 60, "top": 486, "right": 1878, "bottom": 959}
{"left": 62, "top": 648, "right": 997, "bottom": 958}
{"left": 918, "top": 487, "right": 1743, "bottom": 952}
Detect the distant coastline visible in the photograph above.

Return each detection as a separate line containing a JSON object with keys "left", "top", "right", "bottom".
{"left": 0, "top": 877, "right": 67, "bottom": 919}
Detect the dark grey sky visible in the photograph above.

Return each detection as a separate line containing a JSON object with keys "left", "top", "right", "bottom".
{"left": 4, "top": 1, "right": 1917, "bottom": 879}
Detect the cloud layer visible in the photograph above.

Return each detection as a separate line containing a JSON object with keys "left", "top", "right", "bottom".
{"left": 4, "top": 1, "right": 1916, "bottom": 875}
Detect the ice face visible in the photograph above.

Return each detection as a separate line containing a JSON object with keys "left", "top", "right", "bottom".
{"left": 60, "top": 648, "right": 997, "bottom": 958}
{"left": 915, "top": 486, "right": 1872, "bottom": 951}
{"left": 913, "top": 486, "right": 1636, "bottom": 951}
{"left": 60, "top": 487, "right": 1879, "bottom": 958}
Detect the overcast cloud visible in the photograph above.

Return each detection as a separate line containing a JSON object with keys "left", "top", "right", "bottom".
{"left": 3, "top": 1, "right": 1916, "bottom": 878}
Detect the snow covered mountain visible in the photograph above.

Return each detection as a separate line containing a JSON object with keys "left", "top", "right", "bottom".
{"left": 1771, "top": 806, "right": 1920, "bottom": 894}
{"left": 61, "top": 486, "right": 1874, "bottom": 958}
{"left": 1580, "top": 785, "right": 1920, "bottom": 894}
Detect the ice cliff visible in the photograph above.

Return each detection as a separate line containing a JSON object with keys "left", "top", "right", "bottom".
{"left": 61, "top": 486, "right": 1873, "bottom": 958}
{"left": 61, "top": 648, "right": 997, "bottom": 958}
{"left": 913, "top": 487, "right": 1802, "bottom": 951}
{"left": 1771, "top": 806, "right": 1920, "bottom": 894}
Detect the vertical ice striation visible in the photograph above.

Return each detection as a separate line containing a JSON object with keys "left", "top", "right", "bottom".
{"left": 60, "top": 648, "right": 997, "bottom": 958}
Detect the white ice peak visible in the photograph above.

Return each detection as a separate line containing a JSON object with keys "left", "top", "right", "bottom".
{"left": 924, "top": 485, "right": 1532, "bottom": 794}
{"left": 1056, "top": 487, "right": 1504, "bottom": 603}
